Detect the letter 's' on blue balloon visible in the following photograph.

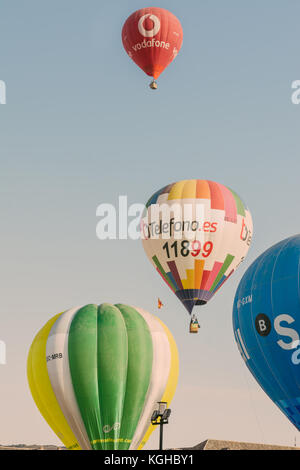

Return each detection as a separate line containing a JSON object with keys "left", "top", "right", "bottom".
{"left": 232, "top": 235, "right": 300, "bottom": 429}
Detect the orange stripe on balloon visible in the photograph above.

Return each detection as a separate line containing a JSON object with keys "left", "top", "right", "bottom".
{"left": 196, "top": 180, "right": 211, "bottom": 199}
{"left": 194, "top": 259, "right": 205, "bottom": 289}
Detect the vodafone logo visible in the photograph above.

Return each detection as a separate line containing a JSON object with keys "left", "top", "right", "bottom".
{"left": 138, "top": 14, "right": 160, "bottom": 37}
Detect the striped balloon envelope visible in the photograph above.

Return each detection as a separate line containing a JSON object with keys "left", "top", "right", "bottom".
{"left": 27, "top": 303, "right": 178, "bottom": 450}
{"left": 141, "top": 179, "right": 253, "bottom": 317}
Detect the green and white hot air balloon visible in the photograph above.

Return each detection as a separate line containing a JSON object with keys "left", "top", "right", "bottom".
{"left": 27, "top": 303, "right": 179, "bottom": 450}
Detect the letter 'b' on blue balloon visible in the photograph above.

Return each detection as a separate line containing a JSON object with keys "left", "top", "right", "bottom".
{"left": 233, "top": 235, "right": 300, "bottom": 430}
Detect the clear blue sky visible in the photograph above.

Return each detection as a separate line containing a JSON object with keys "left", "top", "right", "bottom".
{"left": 0, "top": 0, "right": 300, "bottom": 448}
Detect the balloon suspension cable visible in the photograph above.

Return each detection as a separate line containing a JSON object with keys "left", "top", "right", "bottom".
{"left": 150, "top": 80, "right": 158, "bottom": 90}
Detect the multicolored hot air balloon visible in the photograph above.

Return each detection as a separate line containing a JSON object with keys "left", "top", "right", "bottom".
{"left": 27, "top": 303, "right": 178, "bottom": 450}
{"left": 122, "top": 7, "right": 183, "bottom": 89}
{"left": 233, "top": 235, "right": 300, "bottom": 430}
{"left": 141, "top": 180, "right": 253, "bottom": 328}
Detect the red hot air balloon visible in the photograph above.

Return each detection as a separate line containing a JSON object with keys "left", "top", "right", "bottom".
{"left": 122, "top": 7, "right": 183, "bottom": 89}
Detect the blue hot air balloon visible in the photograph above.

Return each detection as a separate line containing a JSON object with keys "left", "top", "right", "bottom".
{"left": 233, "top": 235, "right": 300, "bottom": 430}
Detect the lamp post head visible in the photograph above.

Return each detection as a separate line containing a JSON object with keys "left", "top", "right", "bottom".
{"left": 151, "top": 401, "right": 172, "bottom": 451}
{"left": 162, "top": 408, "right": 171, "bottom": 421}
{"left": 151, "top": 410, "right": 159, "bottom": 423}
{"left": 158, "top": 401, "right": 168, "bottom": 415}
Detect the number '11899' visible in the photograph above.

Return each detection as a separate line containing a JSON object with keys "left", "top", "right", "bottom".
{"left": 162, "top": 240, "right": 213, "bottom": 258}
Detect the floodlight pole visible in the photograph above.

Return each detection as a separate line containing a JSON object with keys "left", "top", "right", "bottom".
{"left": 151, "top": 401, "right": 171, "bottom": 451}
{"left": 159, "top": 420, "right": 164, "bottom": 450}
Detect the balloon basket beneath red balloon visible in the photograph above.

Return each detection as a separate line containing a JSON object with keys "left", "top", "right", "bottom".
{"left": 150, "top": 80, "right": 158, "bottom": 90}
